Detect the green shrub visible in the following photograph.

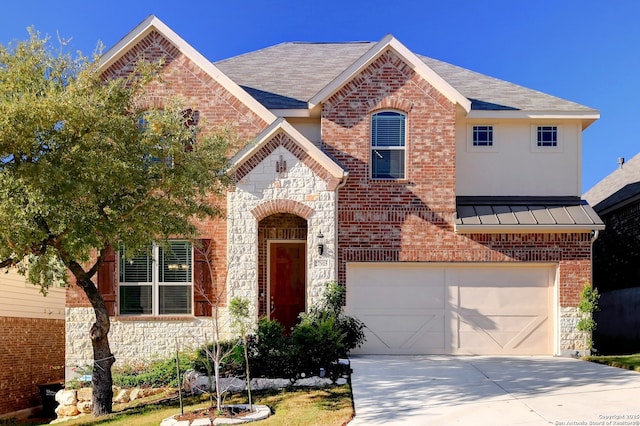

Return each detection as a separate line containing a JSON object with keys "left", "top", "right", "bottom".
{"left": 247, "top": 318, "right": 296, "bottom": 379}
{"left": 304, "top": 281, "right": 366, "bottom": 356}
{"left": 113, "top": 353, "right": 195, "bottom": 388}
{"left": 291, "top": 313, "right": 344, "bottom": 377}
{"left": 245, "top": 283, "right": 366, "bottom": 380}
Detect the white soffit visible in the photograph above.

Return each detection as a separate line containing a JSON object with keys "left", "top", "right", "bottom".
{"left": 467, "top": 110, "right": 600, "bottom": 130}
{"left": 310, "top": 34, "right": 471, "bottom": 112}
{"left": 99, "top": 15, "right": 276, "bottom": 125}
{"left": 230, "top": 117, "right": 346, "bottom": 179}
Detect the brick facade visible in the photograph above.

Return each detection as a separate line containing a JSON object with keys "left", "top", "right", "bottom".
{"left": 0, "top": 317, "right": 64, "bottom": 415}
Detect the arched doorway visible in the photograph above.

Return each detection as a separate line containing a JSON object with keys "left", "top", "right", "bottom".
{"left": 258, "top": 213, "right": 307, "bottom": 332}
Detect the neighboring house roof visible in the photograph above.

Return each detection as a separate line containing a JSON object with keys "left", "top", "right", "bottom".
{"left": 456, "top": 196, "right": 604, "bottom": 233}
{"left": 215, "top": 41, "right": 599, "bottom": 123}
{"left": 583, "top": 153, "right": 640, "bottom": 215}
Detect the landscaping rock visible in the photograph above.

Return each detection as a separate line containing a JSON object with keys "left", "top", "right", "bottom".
{"left": 113, "top": 388, "right": 130, "bottom": 403}
{"left": 55, "top": 389, "right": 77, "bottom": 406}
{"left": 129, "top": 387, "right": 144, "bottom": 401}
{"left": 77, "top": 387, "right": 93, "bottom": 402}
{"left": 294, "top": 377, "right": 332, "bottom": 387}
{"left": 55, "top": 404, "right": 80, "bottom": 417}
{"left": 77, "top": 400, "right": 92, "bottom": 414}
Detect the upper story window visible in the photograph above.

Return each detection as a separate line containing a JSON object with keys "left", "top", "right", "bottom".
{"left": 371, "top": 111, "right": 406, "bottom": 179}
{"left": 473, "top": 125, "right": 493, "bottom": 147}
{"left": 531, "top": 125, "right": 561, "bottom": 153}
{"left": 537, "top": 126, "right": 558, "bottom": 147}
{"left": 118, "top": 241, "right": 193, "bottom": 315}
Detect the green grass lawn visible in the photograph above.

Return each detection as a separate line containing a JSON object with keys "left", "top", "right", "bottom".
{"left": 585, "top": 353, "right": 640, "bottom": 372}
{"left": 7, "top": 385, "right": 354, "bottom": 426}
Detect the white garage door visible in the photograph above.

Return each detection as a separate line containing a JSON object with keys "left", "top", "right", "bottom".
{"left": 345, "top": 263, "right": 555, "bottom": 355}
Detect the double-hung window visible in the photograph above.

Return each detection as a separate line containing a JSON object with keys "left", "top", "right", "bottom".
{"left": 371, "top": 111, "right": 406, "bottom": 179}
{"left": 119, "top": 241, "right": 193, "bottom": 315}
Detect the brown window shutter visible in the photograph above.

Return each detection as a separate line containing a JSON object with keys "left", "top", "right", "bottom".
{"left": 97, "top": 245, "right": 117, "bottom": 316}
{"left": 193, "top": 239, "right": 212, "bottom": 317}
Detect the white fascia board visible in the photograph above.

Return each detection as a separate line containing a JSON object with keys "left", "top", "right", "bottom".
{"left": 99, "top": 15, "right": 276, "bottom": 125}
{"left": 467, "top": 110, "right": 600, "bottom": 120}
{"left": 467, "top": 110, "right": 600, "bottom": 130}
{"left": 455, "top": 224, "right": 605, "bottom": 234}
{"left": 309, "top": 34, "right": 471, "bottom": 112}
{"left": 271, "top": 109, "right": 313, "bottom": 118}
{"left": 229, "top": 118, "right": 346, "bottom": 179}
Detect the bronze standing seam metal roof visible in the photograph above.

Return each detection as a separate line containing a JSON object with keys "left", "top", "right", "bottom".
{"left": 455, "top": 197, "right": 604, "bottom": 231}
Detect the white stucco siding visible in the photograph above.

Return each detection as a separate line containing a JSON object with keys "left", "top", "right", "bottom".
{"left": 456, "top": 120, "right": 582, "bottom": 197}
{"left": 229, "top": 145, "right": 337, "bottom": 317}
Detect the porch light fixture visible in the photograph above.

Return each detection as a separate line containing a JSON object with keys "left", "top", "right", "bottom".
{"left": 317, "top": 231, "right": 324, "bottom": 256}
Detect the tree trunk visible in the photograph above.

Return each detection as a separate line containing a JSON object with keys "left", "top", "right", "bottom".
{"left": 76, "top": 276, "right": 115, "bottom": 415}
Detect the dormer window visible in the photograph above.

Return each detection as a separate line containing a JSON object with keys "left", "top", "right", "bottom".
{"left": 371, "top": 111, "right": 406, "bottom": 179}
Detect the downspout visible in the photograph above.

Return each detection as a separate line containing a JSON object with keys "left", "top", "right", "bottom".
{"left": 334, "top": 173, "right": 348, "bottom": 286}
{"left": 590, "top": 230, "right": 599, "bottom": 285}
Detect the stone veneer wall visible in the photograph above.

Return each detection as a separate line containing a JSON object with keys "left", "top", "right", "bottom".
{"left": 229, "top": 141, "right": 337, "bottom": 320}
{"left": 65, "top": 307, "right": 221, "bottom": 378}
{"left": 560, "top": 307, "right": 588, "bottom": 356}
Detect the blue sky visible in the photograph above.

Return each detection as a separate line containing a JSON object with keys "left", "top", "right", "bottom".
{"left": 1, "top": 0, "right": 637, "bottom": 192}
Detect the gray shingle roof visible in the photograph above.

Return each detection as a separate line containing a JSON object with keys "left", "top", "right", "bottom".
{"left": 583, "top": 153, "right": 640, "bottom": 213}
{"left": 456, "top": 196, "right": 604, "bottom": 231}
{"left": 215, "top": 41, "right": 598, "bottom": 113}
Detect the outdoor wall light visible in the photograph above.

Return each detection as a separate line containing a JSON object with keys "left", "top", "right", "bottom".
{"left": 317, "top": 231, "right": 324, "bottom": 256}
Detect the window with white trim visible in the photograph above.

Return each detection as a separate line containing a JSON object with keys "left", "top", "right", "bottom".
{"left": 536, "top": 126, "right": 558, "bottom": 147}
{"left": 472, "top": 125, "right": 493, "bottom": 147}
{"left": 118, "top": 241, "right": 193, "bottom": 315}
{"left": 371, "top": 111, "right": 406, "bottom": 179}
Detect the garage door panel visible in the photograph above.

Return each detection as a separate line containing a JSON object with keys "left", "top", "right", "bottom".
{"left": 347, "top": 266, "right": 445, "bottom": 310}
{"left": 454, "top": 314, "right": 550, "bottom": 354}
{"left": 347, "top": 263, "right": 555, "bottom": 355}
{"left": 353, "top": 311, "right": 445, "bottom": 354}
{"left": 348, "top": 284, "right": 445, "bottom": 310}
{"left": 455, "top": 285, "right": 549, "bottom": 314}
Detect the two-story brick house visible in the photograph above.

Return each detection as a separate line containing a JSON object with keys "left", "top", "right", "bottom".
{"left": 64, "top": 15, "right": 603, "bottom": 374}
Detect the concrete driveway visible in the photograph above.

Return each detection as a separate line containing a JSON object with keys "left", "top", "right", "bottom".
{"left": 349, "top": 355, "right": 640, "bottom": 425}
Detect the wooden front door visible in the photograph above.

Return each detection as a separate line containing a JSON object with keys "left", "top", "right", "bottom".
{"left": 269, "top": 242, "right": 306, "bottom": 332}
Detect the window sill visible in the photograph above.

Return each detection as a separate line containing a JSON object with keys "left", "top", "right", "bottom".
{"left": 369, "top": 179, "right": 413, "bottom": 185}
{"left": 113, "top": 315, "right": 197, "bottom": 322}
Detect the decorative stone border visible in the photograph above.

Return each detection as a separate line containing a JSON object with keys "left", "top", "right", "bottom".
{"left": 160, "top": 404, "right": 271, "bottom": 426}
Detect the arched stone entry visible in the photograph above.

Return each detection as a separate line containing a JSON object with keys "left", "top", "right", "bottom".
{"left": 258, "top": 213, "right": 307, "bottom": 331}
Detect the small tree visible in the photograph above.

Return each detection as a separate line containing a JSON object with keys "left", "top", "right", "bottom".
{"left": 229, "top": 297, "right": 254, "bottom": 411}
{"left": 577, "top": 283, "right": 600, "bottom": 353}
{"left": 193, "top": 240, "right": 238, "bottom": 413}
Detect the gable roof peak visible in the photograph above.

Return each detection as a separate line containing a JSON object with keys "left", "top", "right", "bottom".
{"left": 99, "top": 16, "right": 276, "bottom": 125}
{"left": 309, "top": 34, "right": 471, "bottom": 112}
